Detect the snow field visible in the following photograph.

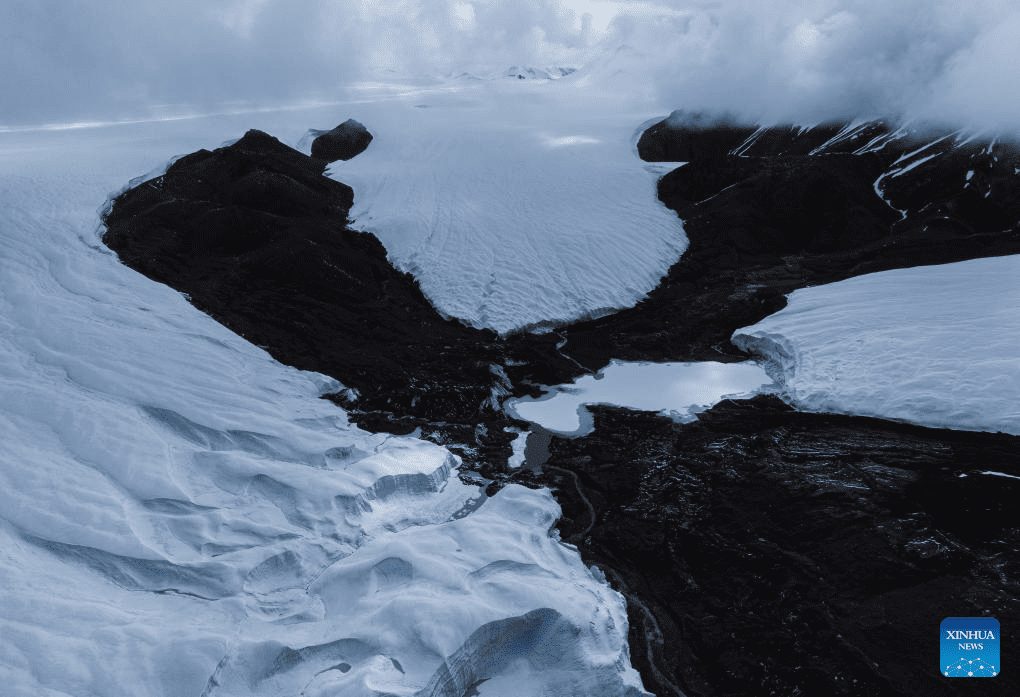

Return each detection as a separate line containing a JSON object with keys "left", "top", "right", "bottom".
{"left": 0, "top": 105, "right": 647, "bottom": 696}
{"left": 732, "top": 255, "right": 1020, "bottom": 435}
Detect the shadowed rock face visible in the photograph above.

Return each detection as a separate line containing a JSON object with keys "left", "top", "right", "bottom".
{"left": 637, "top": 112, "right": 758, "bottom": 163}
{"left": 310, "top": 119, "right": 374, "bottom": 162}
{"left": 102, "top": 118, "right": 1020, "bottom": 697}
{"left": 543, "top": 397, "right": 1020, "bottom": 697}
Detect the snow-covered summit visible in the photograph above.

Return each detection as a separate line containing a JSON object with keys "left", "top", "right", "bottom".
{"left": 504, "top": 66, "right": 578, "bottom": 80}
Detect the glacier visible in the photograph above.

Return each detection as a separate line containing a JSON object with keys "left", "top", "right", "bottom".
{"left": 0, "top": 104, "right": 648, "bottom": 696}
{"left": 326, "top": 79, "right": 688, "bottom": 334}
{"left": 732, "top": 254, "right": 1020, "bottom": 435}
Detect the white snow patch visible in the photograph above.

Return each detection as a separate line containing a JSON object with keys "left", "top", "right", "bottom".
{"left": 733, "top": 255, "right": 1020, "bottom": 435}
{"left": 0, "top": 106, "right": 648, "bottom": 696}
{"left": 888, "top": 150, "right": 941, "bottom": 177}
{"left": 808, "top": 121, "right": 861, "bottom": 155}
{"left": 505, "top": 360, "right": 772, "bottom": 435}
{"left": 873, "top": 169, "right": 908, "bottom": 220}
{"left": 980, "top": 471, "right": 1020, "bottom": 480}
{"left": 890, "top": 133, "right": 954, "bottom": 166}
{"left": 852, "top": 124, "right": 911, "bottom": 155}
{"left": 731, "top": 126, "right": 769, "bottom": 157}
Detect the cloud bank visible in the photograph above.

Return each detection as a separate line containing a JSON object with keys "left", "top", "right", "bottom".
{"left": 595, "top": 0, "right": 1020, "bottom": 131}
{"left": 2, "top": 0, "right": 1019, "bottom": 131}
{"left": 0, "top": 0, "right": 593, "bottom": 127}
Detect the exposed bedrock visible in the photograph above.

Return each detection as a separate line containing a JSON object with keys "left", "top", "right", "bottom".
{"left": 544, "top": 397, "right": 1020, "bottom": 697}
{"left": 310, "top": 118, "right": 374, "bottom": 162}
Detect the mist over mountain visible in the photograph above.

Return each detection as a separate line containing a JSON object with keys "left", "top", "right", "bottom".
{"left": 3, "top": 2, "right": 1019, "bottom": 696}
{"left": 4, "top": 0, "right": 1020, "bottom": 131}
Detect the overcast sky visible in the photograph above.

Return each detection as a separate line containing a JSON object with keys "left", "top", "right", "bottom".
{"left": 2, "top": 0, "right": 1018, "bottom": 130}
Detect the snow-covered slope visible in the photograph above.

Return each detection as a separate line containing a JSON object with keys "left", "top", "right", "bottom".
{"left": 732, "top": 255, "right": 1020, "bottom": 435}
{"left": 327, "top": 79, "right": 687, "bottom": 334}
{"left": 0, "top": 113, "right": 647, "bottom": 696}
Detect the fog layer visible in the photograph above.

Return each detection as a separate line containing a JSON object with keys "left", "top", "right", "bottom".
{"left": 3, "top": 1, "right": 1019, "bottom": 131}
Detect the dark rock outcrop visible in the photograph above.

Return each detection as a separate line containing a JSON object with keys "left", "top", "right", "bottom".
{"left": 637, "top": 112, "right": 757, "bottom": 163}
{"left": 540, "top": 397, "right": 1019, "bottom": 697}
{"left": 310, "top": 119, "right": 374, "bottom": 162}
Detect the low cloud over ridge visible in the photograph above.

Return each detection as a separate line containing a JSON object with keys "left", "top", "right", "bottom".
{"left": 2, "top": 0, "right": 1018, "bottom": 131}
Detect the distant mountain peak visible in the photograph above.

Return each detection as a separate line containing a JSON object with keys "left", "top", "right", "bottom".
{"left": 503, "top": 66, "right": 577, "bottom": 80}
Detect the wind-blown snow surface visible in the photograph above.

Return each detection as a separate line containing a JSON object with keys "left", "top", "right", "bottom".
{"left": 0, "top": 112, "right": 647, "bottom": 695}
{"left": 327, "top": 79, "right": 687, "bottom": 333}
{"left": 732, "top": 255, "right": 1020, "bottom": 435}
